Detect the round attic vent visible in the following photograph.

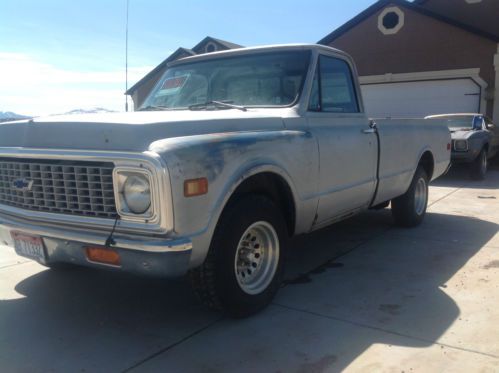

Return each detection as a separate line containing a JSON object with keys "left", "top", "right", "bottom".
{"left": 378, "top": 7, "right": 405, "bottom": 35}
{"left": 205, "top": 43, "right": 217, "bottom": 53}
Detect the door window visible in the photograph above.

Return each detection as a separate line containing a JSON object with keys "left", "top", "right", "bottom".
{"left": 308, "top": 56, "right": 360, "bottom": 113}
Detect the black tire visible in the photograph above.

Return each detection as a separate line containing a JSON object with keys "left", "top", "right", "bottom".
{"left": 391, "top": 166, "right": 429, "bottom": 228}
{"left": 189, "top": 195, "right": 287, "bottom": 318}
{"left": 470, "top": 148, "right": 487, "bottom": 180}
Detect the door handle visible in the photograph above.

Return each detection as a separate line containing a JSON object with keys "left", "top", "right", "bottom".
{"left": 362, "top": 128, "right": 376, "bottom": 134}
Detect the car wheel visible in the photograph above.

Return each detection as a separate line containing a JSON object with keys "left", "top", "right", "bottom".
{"left": 189, "top": 195, "right": 287, "bottom": 318}
{"left": 391, "top": 166, "right": 429, "bottom": 228}
{"left": 470, "top": 148, "right": 487, "bottom": 180}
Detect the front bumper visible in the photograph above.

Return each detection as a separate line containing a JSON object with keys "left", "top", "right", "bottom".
{"left": 451, "top": 149, "right": 479, "bottom": 163}
{"left": 0, "top": 212, "right": 192, "bottom": 277}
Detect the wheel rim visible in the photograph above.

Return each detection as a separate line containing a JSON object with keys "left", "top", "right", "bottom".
{"left": 234, "top": 221, "right": 280, "bottom": 295}
{"left": 481, "top": 152, "right": 487, "bottom": 175}
{"left": 414, "top": 177, "right": 427, "bottom": 216}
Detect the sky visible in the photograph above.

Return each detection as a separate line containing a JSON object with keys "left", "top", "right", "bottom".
{"left": 0, "top": 0, "right": 375, "bottom": 116}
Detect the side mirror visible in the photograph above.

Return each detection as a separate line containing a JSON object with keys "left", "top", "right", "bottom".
{"left": 472, "top": 115, "right": 484, "bottom": 130}
{"left": 487, "top": 123, "right": 495, "bottom": 130}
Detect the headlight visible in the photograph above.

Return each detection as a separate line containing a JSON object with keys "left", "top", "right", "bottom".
{"left": 114, "top": 168, "right": 154, "bottom": 218}
{"left": 454, "top": 140, "right": 468, "bottom": 151}
{"left": 124, "top": 174, "right": 151, "bottom": 214}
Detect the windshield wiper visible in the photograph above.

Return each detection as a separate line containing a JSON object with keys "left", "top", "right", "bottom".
{"left": 188, "top": 100, "right": 247, "bottom": 112}
{"left": 138, "top": 105, "right": 173, "bottom": 111}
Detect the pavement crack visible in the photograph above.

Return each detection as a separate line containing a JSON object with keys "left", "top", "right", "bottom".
{"left": 272, "top": 303, "right": 499, "bottom": 360}
{"left": 122, "top": 316, "right": 224, "bottom": 372}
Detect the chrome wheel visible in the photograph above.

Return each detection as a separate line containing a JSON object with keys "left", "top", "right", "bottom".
{"left": 234, "top": 221, "right": 280, "bottom": 295}
{"left": 414, "top": 177, "right": 427, "bottom": 216}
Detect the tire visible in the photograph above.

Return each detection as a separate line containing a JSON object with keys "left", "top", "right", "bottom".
{"left": 391, "top": 166, "right": 429, "bottom": 228}
{"left": 189, "top": 195, "right": 287, "bottom": 318}
{"left": 470, "top": 148, "right": 487, "bottom": 180}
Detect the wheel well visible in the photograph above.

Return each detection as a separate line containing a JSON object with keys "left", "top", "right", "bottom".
{"left": 226, "top": 172, "right": 296, "bottom": 236}
{"left": 419, "top": 151, "right": 434, "bottom": 180}
{"left": 483, "top": 143, "right": 489, "bottom": 153}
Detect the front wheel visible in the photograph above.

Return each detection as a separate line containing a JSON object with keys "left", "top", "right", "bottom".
{"left": 470, "top": 148, "right": 487, "bottom": 180}
{"left": 391, "top": 166, "right": 429, "bottom": 227}
{"left": 189, "top": 195, "right": 287, "bottom": 318}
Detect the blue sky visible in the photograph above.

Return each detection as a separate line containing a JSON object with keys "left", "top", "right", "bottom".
{"left": 0, "top": 0, "right": 374, "bottom": 116}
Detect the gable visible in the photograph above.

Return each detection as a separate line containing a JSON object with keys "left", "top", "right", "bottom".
{"left": 319, "top": 0, "right": 498, "bottom": 45}
{"left": 325, "top": 3, "right": 497, "bottom": 86}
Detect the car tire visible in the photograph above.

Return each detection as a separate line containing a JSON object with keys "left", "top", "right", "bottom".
{"left": 189, "top": 195, "right": 287, "bottom": 318}
{"left": 391, "top": 166, "right": 429, "bottom": 228}
{"left": 470, "top": 148, "right": 487, "bottom": 180}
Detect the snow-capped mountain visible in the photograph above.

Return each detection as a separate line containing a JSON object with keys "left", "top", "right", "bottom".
{"left": 0, "top": 111, "right": 31, "bottom": 122}
{"left": 62, "top": 107, "right": 117, "bottom": 115}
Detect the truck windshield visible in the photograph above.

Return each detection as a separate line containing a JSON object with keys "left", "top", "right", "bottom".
{"left": 438, "top": 116, "right": 474, "bottom": 130}
{"left": 139, "top": 50, "right": 311, "bottom": 111}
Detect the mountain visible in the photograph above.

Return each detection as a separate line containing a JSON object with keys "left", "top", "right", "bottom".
{"left": 62, "top": 107, "right": 117, "bottom": 115}
{"left": 0, "top": 111, "right": 32, "bottom": 123}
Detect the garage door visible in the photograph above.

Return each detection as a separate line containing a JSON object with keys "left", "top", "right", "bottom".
{"left": 360, "top": 78, "right": 481, "bottom": 118}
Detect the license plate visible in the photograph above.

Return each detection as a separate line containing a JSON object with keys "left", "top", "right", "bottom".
{"left": 11, "top": 232, "right": 46, "bottom": 262}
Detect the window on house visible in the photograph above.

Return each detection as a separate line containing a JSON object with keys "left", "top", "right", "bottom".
{"left": 382, "top": 12, "right": 400, "bottom": 29}
{"left": 309, "top": 55, "right": 360, "bottom": 113}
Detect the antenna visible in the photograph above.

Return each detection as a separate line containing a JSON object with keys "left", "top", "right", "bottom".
{"left": 125, "top": 0, "right": 129, "bottom": 112}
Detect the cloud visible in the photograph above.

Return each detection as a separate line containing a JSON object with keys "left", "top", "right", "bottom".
{"left": 0, "top": 53, "right": 154, "bottom": 116}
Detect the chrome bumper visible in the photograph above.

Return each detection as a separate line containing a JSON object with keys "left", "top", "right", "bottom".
{"left": 0, "top": 212, "right": 192, "bottom": 277}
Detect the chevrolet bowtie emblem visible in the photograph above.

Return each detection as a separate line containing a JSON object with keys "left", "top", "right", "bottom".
{"left": 12, "top": 178, "right": 34, "bottom": 192}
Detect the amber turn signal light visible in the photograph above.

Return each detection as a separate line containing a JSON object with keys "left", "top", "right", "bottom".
{"left": 184, "top": 177, "right": 208, "bottom": 197}
{"left": 85, "top": 247, "right": 121, "bottom": 266}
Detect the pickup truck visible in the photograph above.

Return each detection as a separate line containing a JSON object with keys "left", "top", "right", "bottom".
{"left": 0, "top": 45, "right": 450, "bottom": 317}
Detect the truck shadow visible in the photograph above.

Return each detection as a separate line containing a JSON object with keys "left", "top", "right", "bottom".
{"left": 0, "top": 210, "right": 497, "bottom": 371}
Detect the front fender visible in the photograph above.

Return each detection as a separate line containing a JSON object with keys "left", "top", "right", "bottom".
{"left": 149, "top": 130, "right": 319, "bottom": 267}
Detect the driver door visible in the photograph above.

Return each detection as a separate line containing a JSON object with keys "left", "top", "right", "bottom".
{"left": 306, "top": 54, "right": 378, "bottom": 227}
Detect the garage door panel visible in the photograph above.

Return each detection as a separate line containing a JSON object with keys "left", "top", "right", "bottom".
{"left": 361, "top": 79, "right": 480, "bottom": 118}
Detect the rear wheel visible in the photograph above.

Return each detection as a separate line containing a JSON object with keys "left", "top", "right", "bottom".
{"left": 391, "top": 166, "right": 429, "bottom": 227}
{"left": 189, "top": 195, "right": 287, "bottom": 318}
{"left": 470, "top": 148, "right": 487, "bottom": 180}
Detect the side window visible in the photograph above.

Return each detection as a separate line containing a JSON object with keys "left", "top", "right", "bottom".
{"left": 309, "top": 55, "right": 360, "bottom": 113}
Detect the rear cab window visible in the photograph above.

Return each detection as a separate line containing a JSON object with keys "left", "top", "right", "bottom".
{"left": 308, "top": 55, "right": 360, "bottom": 114}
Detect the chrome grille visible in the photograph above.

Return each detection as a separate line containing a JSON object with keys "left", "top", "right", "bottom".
{"left": 0, "top": 158, "right": 117, "bottom": 218}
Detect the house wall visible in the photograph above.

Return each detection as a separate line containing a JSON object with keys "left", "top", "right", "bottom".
{"left": 327, "top": 3, "right": 497, "bottom": 117}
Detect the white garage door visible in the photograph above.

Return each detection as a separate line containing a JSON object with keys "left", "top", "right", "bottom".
{"left": 360, "top": 79, "right": 481, "bottom": 118}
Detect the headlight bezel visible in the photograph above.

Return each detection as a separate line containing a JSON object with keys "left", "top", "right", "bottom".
{"left": 113, "top": 166, "right": 158, "bottom": 222}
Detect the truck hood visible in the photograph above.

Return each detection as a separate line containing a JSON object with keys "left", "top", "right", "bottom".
{"left": 0, "top": 110, "right": 287, "bottom": 152}
{"left": 449, "top": 128, "right": 476, "bottom": 140}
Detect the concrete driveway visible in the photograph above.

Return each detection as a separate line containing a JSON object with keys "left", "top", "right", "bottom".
{"left": 1, "top": 169, "right": 499, "bottom": 372}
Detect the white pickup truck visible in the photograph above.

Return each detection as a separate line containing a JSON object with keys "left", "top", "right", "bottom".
{"left": 0, "top": 45, "right": 450, "bottom": 316}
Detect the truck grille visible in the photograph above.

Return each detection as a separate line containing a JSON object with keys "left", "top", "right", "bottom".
{"left": 0, "top": 158, "right": 117, "bottom": 219}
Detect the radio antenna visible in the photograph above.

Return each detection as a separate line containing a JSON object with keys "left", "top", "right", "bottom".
{"left": 125, "top": 0, "right": 129, "bottom": 112}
